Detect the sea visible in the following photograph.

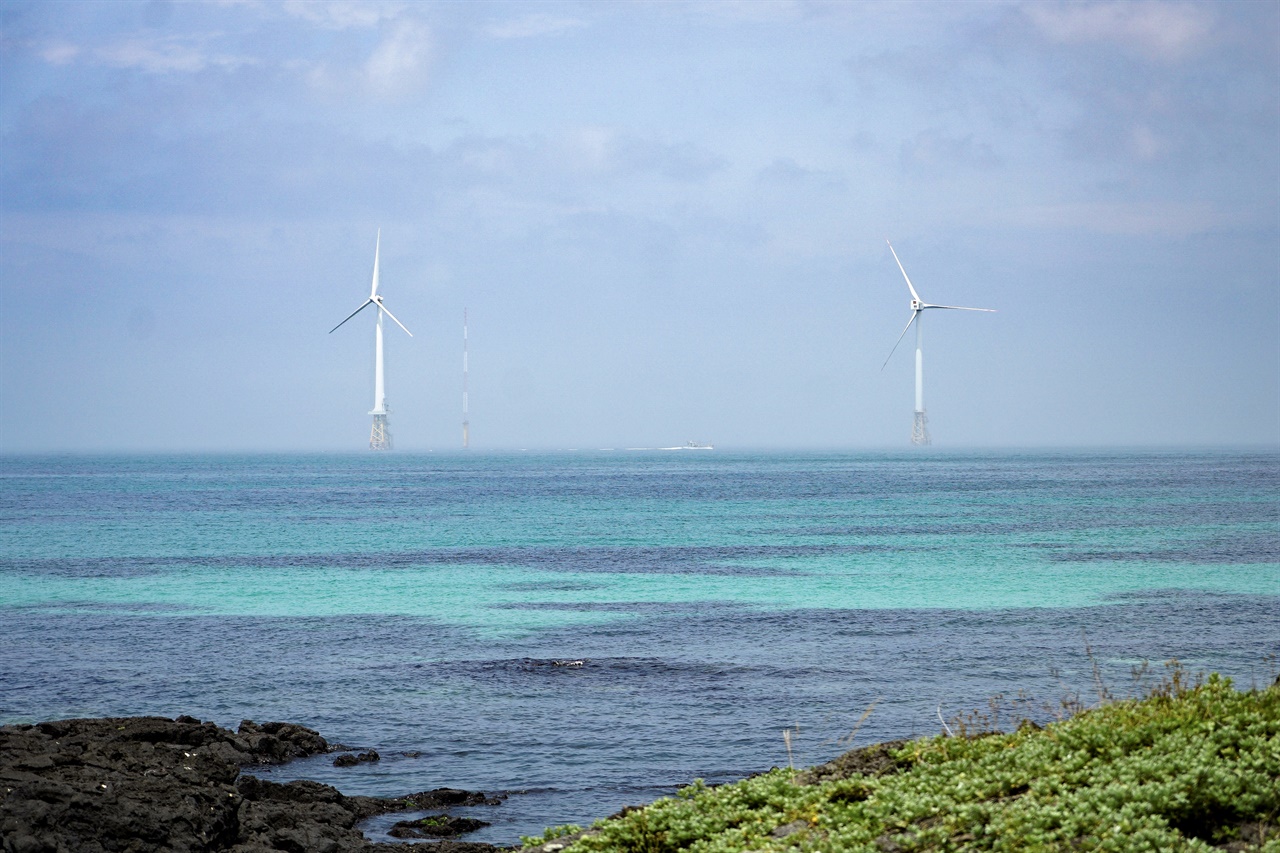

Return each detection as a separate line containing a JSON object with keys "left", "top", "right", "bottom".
{"left": 1, "top": 450, "right": 1277, "bottom": 846}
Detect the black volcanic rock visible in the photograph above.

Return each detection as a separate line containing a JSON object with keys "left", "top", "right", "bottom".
{"left": 0, "top": 716, "right": 508, "bottom": 853}
{"left": 333, "top": 750, "right": 380, "bottom": 768}
{"left": 387, "top": 815, "right": 491, "bottom": 838}
{"left": 235, "top": 719, "right": 332, "bottom": 764}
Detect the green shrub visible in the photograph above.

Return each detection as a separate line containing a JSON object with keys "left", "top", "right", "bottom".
{"left": 527, "top": 674, "right": 1278, "bottom": 852}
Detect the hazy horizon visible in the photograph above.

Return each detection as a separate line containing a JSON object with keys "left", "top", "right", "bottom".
{"left": 2, "top": 1, "right": 1277, "bottom": 453}
{"left": 3, "top": 443, "right": 1277, "bottom": 457}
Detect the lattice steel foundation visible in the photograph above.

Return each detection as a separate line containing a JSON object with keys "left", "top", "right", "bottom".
{"left": 912, "top": 410, "right": 931, "bottom": 446}
{"left": 370, "top": 413, "right": 391, "bottom": 451}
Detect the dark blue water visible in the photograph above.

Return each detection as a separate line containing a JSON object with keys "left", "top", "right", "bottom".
{"left": 1, "top": 451, "right": 1277, "bottom": 844}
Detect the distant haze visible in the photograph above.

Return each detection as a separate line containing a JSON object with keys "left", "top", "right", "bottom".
{"left": 1, "top": 0, "right": 1277, "bottom": 451}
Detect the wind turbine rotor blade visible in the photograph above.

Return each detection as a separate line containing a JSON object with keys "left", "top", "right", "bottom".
{"left": 369, "top": 230, "right": 382, "bottom": 299}
{"left": 378, "top": 303, "right": 414, "bottom": 337}
{"left": 329, "top": 299, "right": 373, "bottom": 333}
{"left": 886, "top": 240, "right": 922, "bottom": 302}
{"left": 881, "top": 312, "right": 918, "bottom": 370}
{"left": 926, "top": 304, "right": 997, "bottom": 312}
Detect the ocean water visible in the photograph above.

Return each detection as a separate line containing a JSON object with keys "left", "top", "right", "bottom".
{"left": 1, "top": 450, "right": 1277, "bottom": 845}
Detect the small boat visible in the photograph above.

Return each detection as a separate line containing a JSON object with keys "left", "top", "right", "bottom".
{"left": 661, "top": 441, "right": 714, "bottom": 451}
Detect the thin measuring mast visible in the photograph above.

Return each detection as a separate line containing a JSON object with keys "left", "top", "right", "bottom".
{"left": 462, "top": 308, "right": 470, "bottom": 449}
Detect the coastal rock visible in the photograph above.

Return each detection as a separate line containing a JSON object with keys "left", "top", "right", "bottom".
{"left": 521, "top": 831, "right": 597, "bottom": 853}
{"left": 236, "top": 719, "right": 332, "bottom": 763}
{"left": 387, "top": 815, "right": 490, "bottom": 838}
{"left": 334, "top": 750, "right": 380, "bottom": 767}
{"left": 0, "top": 715, "right": 508, "bottom": 853}
{"left": 770, "top": 819, "right": 809, "bottom": 838}
{"left": 794, "top": 739, "right": 910, "bottom": 786}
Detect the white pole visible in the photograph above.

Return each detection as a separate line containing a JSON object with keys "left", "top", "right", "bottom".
{"left": 468, "top": 311, "right": 473, "bottom": 420}
{"left": 373, "top": 307, "right": 386, "bottom": 414}
{"left": 462, "top": 308, "right": 470, "bottom": 448}
{"left": 914, "top": 312, "right": 924, "bottom": 414}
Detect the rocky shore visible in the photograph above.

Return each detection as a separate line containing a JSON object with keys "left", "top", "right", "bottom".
{"left": 0, "top": 715, "right": 511, "bottom": 853}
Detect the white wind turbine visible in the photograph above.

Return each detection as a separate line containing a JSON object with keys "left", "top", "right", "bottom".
{"left": 882, "top": 240, "right": 994, "bottom": 445}
{"left": 329, "top": 230, "right": 413, "bottom": 450}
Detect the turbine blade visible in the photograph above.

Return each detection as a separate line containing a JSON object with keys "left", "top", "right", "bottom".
{"left": 329, "top": 299, "right": 373, "bottom": 333}
{"left": 379, "top": 303, "right": 414, "bottom": 337}
{"left": 369, "top": 229, "right": 381, "bottom": 298}
{"left": 881, "top": 312, "right": 918, "bottom": 370}
{"left": 886, "top": 240, "right": 922, "bottom": 302}
{"left": 926, "top": 304, "right": 996, "bottom": 312}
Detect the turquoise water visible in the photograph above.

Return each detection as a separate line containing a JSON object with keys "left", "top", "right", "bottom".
{"left": 1, "top": 450, "right": 1277, "bottom": 843}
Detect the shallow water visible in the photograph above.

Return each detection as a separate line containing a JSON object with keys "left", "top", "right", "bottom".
{"left": 2, "top": 451, "right": 1277, "bottom": 844}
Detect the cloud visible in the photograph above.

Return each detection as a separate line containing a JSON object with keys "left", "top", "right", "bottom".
{"left": 1127, "top": 124, "right": 1166, "bottom": 162}
{"left": 364, "top": 18, "right": 432, "bottom": 95}
{"left": 449, "top": 136, "right": 526, "bottom": 181}
{"left": 95, "top": 37, "right": 257, "bottom": 74}
{"left": 0, "top": 94, "right": 443, "bottom": 219}
{"left": 687, "top": 0, "right": 806, "bottom": 24}
{"left": 35, "top": 32, "right": 256, "bottom": 75}
{"left": 1025, "top": 1, "right": 1215, "bottom": 62}
{"left": 39, "top": 41, "right": 80, "bottom": 65}
{"left": 485, "top": 14, "right": 587, "bottom": 40}
{"left": 757, "top": 158, "right": 847, "bottom": 191}
{"left": 300, "top": 16, "right": 434, "bottom": 99}
{"left": 898, "top": 129, "right": 1000, "bottom": 173}
{"left": 565, "top": 128, "right": 725, "bottom": 182}
{"left": 1002, "top": 200, "right": 1233, "bottom": 237}
{"left": 282, "top": 0, "right": 403, "bottom": 30}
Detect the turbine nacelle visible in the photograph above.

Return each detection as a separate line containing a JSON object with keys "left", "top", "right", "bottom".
{"left": 881, "top": 239, "right": 994, "bottom": 370}
{"left": 328, "top": 297, "right": 413, "bottom": 337}
{"left": 329, "top": 233, "right": 413, "bottom": 338}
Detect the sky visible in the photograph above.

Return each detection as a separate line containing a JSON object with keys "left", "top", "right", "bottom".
{"left": 0, "top": 0, "right": 1276, "bottom": 452}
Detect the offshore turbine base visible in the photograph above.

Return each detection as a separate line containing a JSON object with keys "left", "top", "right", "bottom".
{"left": 370, "top": 413, "right": 391, "bottom": 451}
{"left": 912, "top": 410, "right": 931, "bottom": 446}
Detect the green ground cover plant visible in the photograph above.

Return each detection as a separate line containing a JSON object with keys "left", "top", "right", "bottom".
{"left": 523, "top": 668, "right": 1279, "bottom": 852}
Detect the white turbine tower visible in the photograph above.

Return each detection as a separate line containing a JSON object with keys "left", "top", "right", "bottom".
{"left": 882, "top": 240, "right": 994, "bottom": 446}
{"left": 330, "top": 230, "right": 413, "bottom": 450}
